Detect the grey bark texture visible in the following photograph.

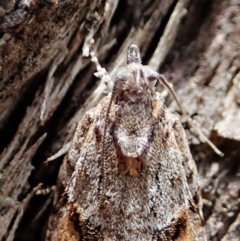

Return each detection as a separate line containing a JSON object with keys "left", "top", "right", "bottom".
{"left": 0, "top": 0, "right": 239, "bottom": 241}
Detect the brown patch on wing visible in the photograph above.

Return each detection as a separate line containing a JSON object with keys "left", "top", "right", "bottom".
{"left": 94, "top": 125, "right": 102, "bottom": 143}
{"left": 152, "top": 100, "right": 163, "bottom": 119}
{"left": 116, "top": 147, "right": 144, "bottom": 177}
{"left": 186, "top": 170, "right": 194, "bottom": 184}
{"left": 57, "top": 203, "right": 102, "bottom": 241}
{"left": 52, "top": 204, "right": 80, "bottom": 241}
{"left": 122, "top": 156, "right": 144, "bottom": 177}
{"left": 155, "top": 209, "right": 194, "bottom": 241}
{"left": 170, "top": 174, "right": 183, "bottom": 187}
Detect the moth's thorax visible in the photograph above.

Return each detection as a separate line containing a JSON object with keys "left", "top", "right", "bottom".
{"left": 113, "top": 97, "right": 158, "bottom": 158}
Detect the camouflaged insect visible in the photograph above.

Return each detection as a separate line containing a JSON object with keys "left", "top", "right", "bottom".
{"left": 46, "top": 44, "right": 207, "bottom": 241}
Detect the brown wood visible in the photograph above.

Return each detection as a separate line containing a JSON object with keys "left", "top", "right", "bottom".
{"left": 0, "top": 0, "right": 239, "bottom": 240}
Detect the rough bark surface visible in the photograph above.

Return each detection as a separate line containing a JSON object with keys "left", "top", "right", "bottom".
{"left": 0, "top": 0, "right": 239, "bottom": 241}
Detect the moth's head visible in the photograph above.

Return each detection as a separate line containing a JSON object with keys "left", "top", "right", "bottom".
{"left": 113, "top": 44, "right": 158, "bottom": 100}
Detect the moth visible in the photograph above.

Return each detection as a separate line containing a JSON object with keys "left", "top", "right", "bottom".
{"left": 46, "top": 44, "right": 207, "bottom": 241}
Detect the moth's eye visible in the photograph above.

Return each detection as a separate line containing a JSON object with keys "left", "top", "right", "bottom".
{"left": 143, "top": 66, "right": 158, "bottom": 88}
{"left": 113, "top": 67, "right": 129, "bottom": 90}
{"left": 147, "top": 76, "right": 157, "bottom": 88}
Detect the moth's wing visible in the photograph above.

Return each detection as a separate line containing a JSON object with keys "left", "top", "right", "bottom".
{"left": 169, "top": 112, "right": 207, "bottom": 241}
{"left": 143, "top": 107, "right": 190, "bottom": 240}
{"left": 46, "top": 96, "right": 109, "bottom": 241}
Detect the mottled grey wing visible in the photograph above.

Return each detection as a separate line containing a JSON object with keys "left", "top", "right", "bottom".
{"left": 46, "top": 97, "right": 109, "bottom": 241}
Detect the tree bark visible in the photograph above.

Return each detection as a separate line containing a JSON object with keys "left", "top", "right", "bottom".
{"left": 0, "top": 0, "right": 239, "bottom": 241}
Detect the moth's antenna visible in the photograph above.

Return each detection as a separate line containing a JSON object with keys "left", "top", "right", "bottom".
{"left": 158, "top": 74, "right": 184, "bottom": 115}
{"left": 158, "top": 74, "right": 224, "bottom": 157}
